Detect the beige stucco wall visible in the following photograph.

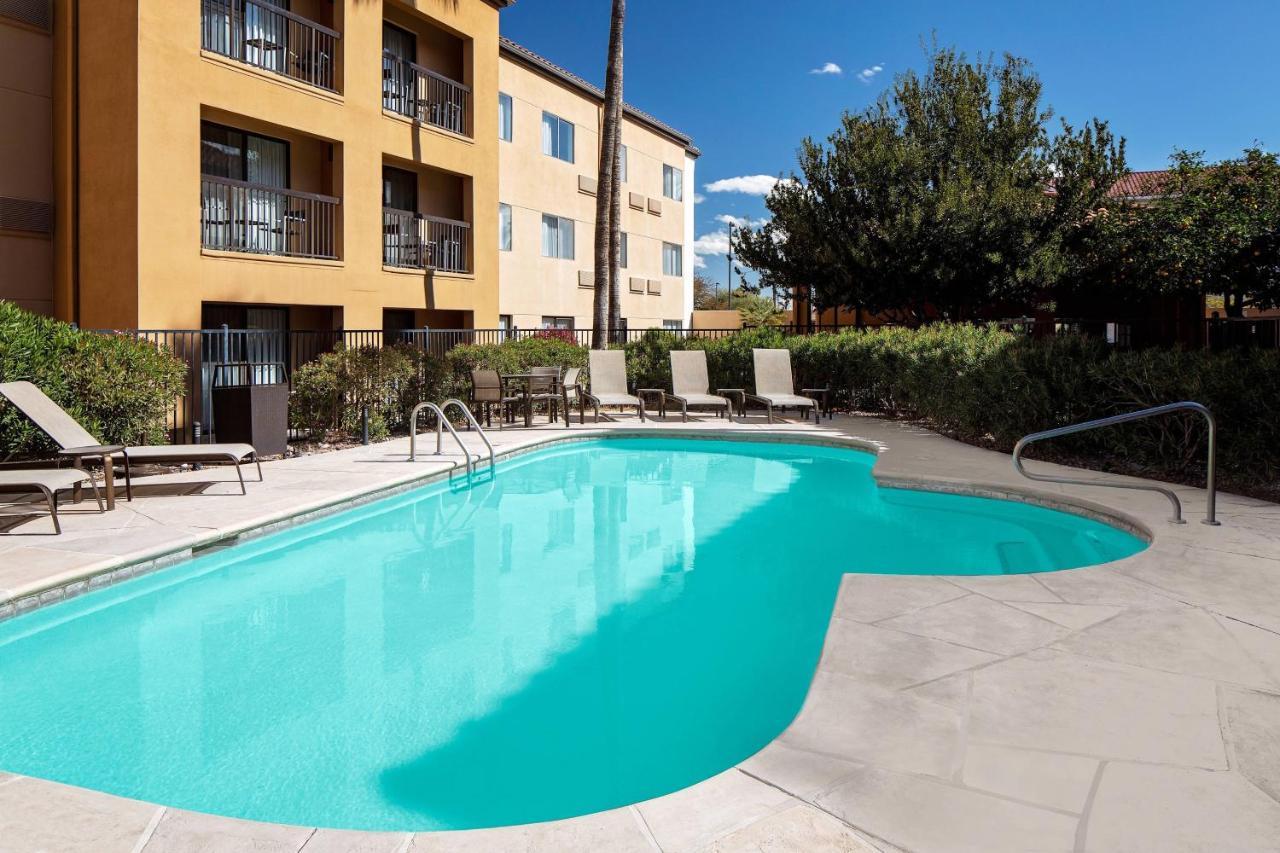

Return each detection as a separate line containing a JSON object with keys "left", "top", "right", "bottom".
{"left": 0, "top": 13, "right": 55, "bottom": 316}
{"left": 61, "top": 0, "right": 501, "bottom": 331}
{"left": 497, "top": 51, "right": 693, "bottom": 331}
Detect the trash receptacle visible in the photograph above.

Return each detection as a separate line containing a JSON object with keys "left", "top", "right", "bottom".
{"left": 210, "top": 362, "right": 288, "bottom": 456}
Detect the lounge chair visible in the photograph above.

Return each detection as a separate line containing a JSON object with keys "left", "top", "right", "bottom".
{"left": 746, "top": 349, "right": 827, "bottom": 424}
{"left": 585, "top": 350, "right": 645, "bottom": 422}
{"left": 667, "top": 351, "right": 736, "bottom": 421}
{"left": 0, "top": 381, "right": 261, "bottom": 498}
{"left": 0, "top": 468, "right": 104, "bottom": 534}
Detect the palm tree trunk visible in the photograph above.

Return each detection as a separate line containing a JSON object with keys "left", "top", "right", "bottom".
{"left": 591, "top": 0, "right": 625, "bottom": 349}
{"left": 607, "top": 92, "right": 623, "bottom": 341}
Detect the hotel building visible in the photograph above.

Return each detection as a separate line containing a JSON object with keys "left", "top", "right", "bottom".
{"left": 0, "top": 1, "right": 696, "bottom": 335}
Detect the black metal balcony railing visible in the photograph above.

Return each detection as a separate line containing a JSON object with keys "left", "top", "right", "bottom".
{"left": 202, "top": 0, "right": 339, "bottom": 92}
{"left": 383, "top": 208, "right": 471, "bottom": 274}
{"left": 202, "top": 175, "right": 340, "bottom": 260}
{"left": 381, "top": 52, "right": 472, "bottom": 137}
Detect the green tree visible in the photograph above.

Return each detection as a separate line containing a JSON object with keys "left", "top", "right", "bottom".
{"left": 1071, "top": 149, "right": 1280, "bottom": 317}
{"left": 734, "top": 45, "right": 1126, "bottom": 323}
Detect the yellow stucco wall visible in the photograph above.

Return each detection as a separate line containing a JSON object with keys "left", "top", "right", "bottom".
{"left": 64, "top": 0, "right": 501, "bottom": 331}
{"left": 0, "top": 13, "right": 55, "bottom": 316}
{"left": 497, "top": 50, "right": 693, "bottom": 331}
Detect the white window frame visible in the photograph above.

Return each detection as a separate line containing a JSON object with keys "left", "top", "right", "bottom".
{"left": 662, "top": 241, "right": 683, "bottom": 276}
{"left": 498, "top": 202, "right": 512, "bottom": 251}
{"left": 541, "top": 111, "right": 575, "bottom": 163}
{"left": 663, "top": 164, "right": 683, "bottom": 201}
{"left": 541, "top": 315, "right": 574, "bottom": 329}
{"left": 498, "top": 92, "right": 513, "bottom": 142}
{"left": 541, "top": 213, "right": 575, "bottom": 260}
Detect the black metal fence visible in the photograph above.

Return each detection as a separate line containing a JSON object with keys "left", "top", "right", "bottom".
{"left": 93, "top": 318, "right": 1278, "bottom": 445}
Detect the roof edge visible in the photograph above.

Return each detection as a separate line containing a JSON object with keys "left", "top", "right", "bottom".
{"left": 498, "top": 36, "right": 700, "bottom": 158}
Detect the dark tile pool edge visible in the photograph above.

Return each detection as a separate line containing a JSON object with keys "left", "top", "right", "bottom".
{"left": 0, "top": 428, "right": 1151, "bottom": 622}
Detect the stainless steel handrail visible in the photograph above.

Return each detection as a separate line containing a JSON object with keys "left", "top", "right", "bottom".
{"left": 438, "top": 399, "right": 495, "bottom": 473}
{"left": 1012, "top": 401, "right": 1218, "bottom": 525}
{"left": 409, "top": 401, "right": 475, "bottom": 475}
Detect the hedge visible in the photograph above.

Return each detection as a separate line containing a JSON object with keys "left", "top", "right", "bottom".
{"left": 291, "top": 344, "right": 449, "bottom": 441}
{"left": 0, "top": 302, "right": 187, "bottom": 456}
{"left": 617, "top": 325, "right": 1279, "bottom": 491}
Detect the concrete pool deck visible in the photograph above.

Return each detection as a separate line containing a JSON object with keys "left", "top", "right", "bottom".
{"left": 1, "top": 414, "right": 1278, "bottom": 852}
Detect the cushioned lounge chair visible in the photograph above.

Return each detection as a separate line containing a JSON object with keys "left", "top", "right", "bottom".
{"left": 585, "top": 351, "right": 645, "bottom": 422}
{"left": 0, "top": 381, "right": 261, "bottom": 498}
{"left": 667, "top": 351, "right": 735, "bottom": 421}
{"left": 0, "top": 468, "right": 104, "bottom": 534}
{"left": 746, "top": 349, "right": 825, "bottom": 424}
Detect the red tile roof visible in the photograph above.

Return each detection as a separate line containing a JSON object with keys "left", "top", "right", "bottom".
{"left": 1106, "top": 170, "right": 1172, "bottom": 199}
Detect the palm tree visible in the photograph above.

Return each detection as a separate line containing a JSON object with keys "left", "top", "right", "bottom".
{"left": 591, "top": 0, "right": 625, "bottom": 349}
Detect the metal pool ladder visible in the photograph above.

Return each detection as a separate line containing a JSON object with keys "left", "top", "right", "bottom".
{"left": 1012, "top": 401, "right": 1218, "bottom": 526}
{"left": 408, "top": 400, "right": 496, "bottom": 475}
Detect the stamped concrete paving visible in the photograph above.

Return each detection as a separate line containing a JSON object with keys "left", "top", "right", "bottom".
{"left": 1, "top": 414, "right": 1279, "bottom": 852}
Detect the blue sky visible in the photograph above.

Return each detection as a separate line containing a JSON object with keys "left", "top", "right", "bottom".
{"left": 500, "top": 0, "right": 1280, "bottom": 289}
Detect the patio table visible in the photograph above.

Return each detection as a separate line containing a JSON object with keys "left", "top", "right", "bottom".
{"left": 500, "top": 373, "right": 560, "bottom": 428}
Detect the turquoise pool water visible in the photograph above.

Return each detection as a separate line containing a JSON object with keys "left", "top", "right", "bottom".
{"left": 0, "top": 438, "right": 1144, "bottom": 831}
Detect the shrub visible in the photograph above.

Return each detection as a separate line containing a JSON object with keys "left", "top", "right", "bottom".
{"left": 0, "top": 301, "right": 186, "bottom": 456}
{"left": 530, "top": 328, "right": 579, "bottom": 345}
{"left": 604, "top": 322, "right": 1278, "bottom": 492}
{"left": 290, "top": 344, "right": 448, "bottom": 441}
{"left": 445, "top": 337, "right": 587, "bottom": 389}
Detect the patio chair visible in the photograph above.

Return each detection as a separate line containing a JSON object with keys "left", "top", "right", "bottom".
{"left": 0, "top": 381, "right": 261, "bottom": 498}
{"left": 585, "top": 350, "right": 645, "bottom": 422}
{"left": 0, "top": 468, "right": 104, "bottom": 534}
{"left": 469, "top": 369, "right": 518, "bottom": 429}
{"left": 528, "top": 366, "right": 562, "bottom": 423}
{"left": 667, "top": 350, "right": 735, "bottom": 421}
{"left": 746, "top": 349, "right": 826, "bottom": 425}
{"left": 558, "top": 367, "right": 593, "bottom": 426}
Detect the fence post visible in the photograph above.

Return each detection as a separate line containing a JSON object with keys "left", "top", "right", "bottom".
{"left": 361, "top": 405, "right": 370, "bottom": 445}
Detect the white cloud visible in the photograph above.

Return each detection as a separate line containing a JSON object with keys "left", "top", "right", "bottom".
{"left": 693, "top": 230, "right": 732, "bottom": 258}
{"left": 714, "top": 213, "right": 769, "bottom": 229}
{"left": 693, "top": 254, "right": 707, "bottom": 270}
{"left": 857, "top": 64, "right": 885, "bottom": 85}
{"left": 703, "top": 175, "right": 792, "bottom": 196}
{"left": 692, "top": 193, "right": 706, "bottom": 204}
{"left": 809, "top": 62, "right": 842, "bottom": 76}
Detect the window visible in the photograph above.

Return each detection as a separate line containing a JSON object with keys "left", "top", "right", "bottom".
{"left": 382, "top": 166, "right": 417, "bottom": 211}
{"left": 498, "top": 93, "right": 513, "bottom": 142}
{"left": 619, "top": 232, "right": 628, "bottom": 268}
{"left": 541, "top": 214, "right": 574, "bottom": 259}
{"left": 541, "top": 111, "right": 575, "bottom": 163}
{"left": 541, "top": 316, "right": 574, "bottom": 329}
{"left": 498, "top": 203, "right": 512, "bottom": 251}
{"left": 663, "top": 164, "right": 683, "bottom": 201}
{"left": 663, "top": 320, "right": 682, "bottom": 331}
{"left": 662, "top": 241, "right": 683, "bottom": 276}
{"left": 618, "top": 145, "right": 628, "bottom": 182}
{"left": 201, "top": 121, "right": 289, "bottom": 187}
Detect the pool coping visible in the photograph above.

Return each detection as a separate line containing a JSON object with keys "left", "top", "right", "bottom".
{"left": 0, "top": 427, "right": 1151, "bottom": 623}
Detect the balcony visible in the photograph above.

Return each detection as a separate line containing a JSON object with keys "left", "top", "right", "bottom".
{"left": 201, "top": 0, "right": 339, "bottom": 92}
{"left": 381, "top": 53, "right": 472, "bottom": 137}
{"left": 383, "top": 209, "right": 471, "bottom": 274}
{"left": 202, "top": 176, "right": 340, "bottom": 260}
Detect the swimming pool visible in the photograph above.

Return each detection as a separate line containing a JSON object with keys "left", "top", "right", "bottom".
{"left": 0, "top": 437, "right": 1145, "bottom": 831}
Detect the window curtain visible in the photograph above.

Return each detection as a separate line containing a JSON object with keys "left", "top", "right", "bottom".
{"left": 541, "top": 113, "right": 554, "bottom": 157}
